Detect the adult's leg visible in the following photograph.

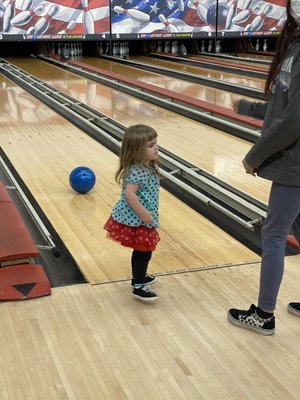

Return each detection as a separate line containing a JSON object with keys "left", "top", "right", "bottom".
{"left": 258, "top": 183, "right": 300, "bottom": 312}
{"left": 131, "top": 250, "right": 152, "bottom": 285}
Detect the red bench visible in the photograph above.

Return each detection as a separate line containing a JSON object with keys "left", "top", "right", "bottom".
{"left": 0, "top": 181, "right": 51, "bottom": 300}
{"left": 0, "top": 201, "right": 39, "bottom": 266}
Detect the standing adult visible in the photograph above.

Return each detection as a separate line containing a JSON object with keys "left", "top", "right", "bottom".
{"left": 228, "top": 0, "right": 300, "bottom": 335}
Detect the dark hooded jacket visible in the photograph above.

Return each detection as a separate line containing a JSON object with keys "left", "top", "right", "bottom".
{"left": 238, "top": 36, "right": 300, "bottom": 186}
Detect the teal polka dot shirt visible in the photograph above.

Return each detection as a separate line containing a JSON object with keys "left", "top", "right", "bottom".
{"left": 112, "top": 165, "right": 160, "bottom": 228}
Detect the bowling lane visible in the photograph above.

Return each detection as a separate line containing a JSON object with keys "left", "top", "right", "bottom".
{"left": 131, "top": 55, "right": 266, "bottom": 90}
{"left": 0, "top": 74, "right": 259, "bottom": 283}
{"left": 238, "top": 52, "right": 274, "bottom": 61}
{"left": 80, "top": 56, "right": 257, "bottom": 109}
{"left": 6, "top": 57, "right": 271, "bottom": 205}
{"left": 192, "top": 54, "right": 270, "bottom": 71}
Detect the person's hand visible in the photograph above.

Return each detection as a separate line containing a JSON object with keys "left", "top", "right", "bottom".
{"left": 140, "top": 210, "right": 154, "bottom": 224}
{"left": 242, "top": 159, "right": 256, "bottom": 176}
{"left": 232, "top": 98, "right": 240, "bottom": 114}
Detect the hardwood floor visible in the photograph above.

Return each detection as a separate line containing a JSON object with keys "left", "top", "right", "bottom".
{"left": 1, "top": 257, "right": 300, "bottom": 399}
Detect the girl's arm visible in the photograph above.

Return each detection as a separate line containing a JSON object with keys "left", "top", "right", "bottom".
{"left": 124, "top": 183, "right": 154, "bottom": 224}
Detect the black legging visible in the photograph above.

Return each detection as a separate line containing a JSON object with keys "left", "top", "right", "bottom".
{"left": 131, "top": 250, "right": 152, "bottom": 285}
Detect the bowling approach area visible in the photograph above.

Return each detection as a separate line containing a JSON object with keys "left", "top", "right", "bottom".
{"left": 1, "top": 0, "right": 300, "bottom": 397}
{"left": 2, "top": 51, "right": 300, "bottom": 399}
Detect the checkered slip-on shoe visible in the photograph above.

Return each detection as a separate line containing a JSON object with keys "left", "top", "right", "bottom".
{"left": 228, "top": 304, "right": 275, "bottom": 336}
{"left": 287, "top": 302, "right": 300, "bottom": 316}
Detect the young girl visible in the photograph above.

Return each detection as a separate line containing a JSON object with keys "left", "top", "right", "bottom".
{"left": 104, "top": 124, "right": 160, "bottom": 302}
{"left": 228, "top": 0, "right": 300, "bottom": 335}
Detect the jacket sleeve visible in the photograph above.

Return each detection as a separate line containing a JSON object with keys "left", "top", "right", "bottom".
{"left": 245, "top": 55, "right": 300, "bottom": 168}
{"left": 238, "top": 99, "right": 267, "bottom": 120}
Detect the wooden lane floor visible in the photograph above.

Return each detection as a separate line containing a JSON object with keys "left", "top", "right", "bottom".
{"left": 1, "top": 257, "right": 300, "bottom": 399}
{"left": 238, "top": 52, "right": 274, "bottom": 61}
{"left": 0, "top": 73, "right": 259, "bottom": 284}
{"left": 6, "top": 57, "right": 271, "bottom": 205}
{"left": 131, "top": 55, "right": 266, "bottom": 91}
{"left": 77, "top": 56, "right": 258, "bottom": 110}
{"left": 190, "top": 54, "right": 270, "bottom": 71}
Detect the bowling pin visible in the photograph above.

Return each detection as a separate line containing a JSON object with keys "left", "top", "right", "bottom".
{"left": 201, "top": 39, "right": 205, "bottom": 52}
{"left": 81, "top": 0, "right": 95, "bottom": 34}
{"left": 3, "top": 0, "right": 16, "bottom": 32}
{"left": 189, "top": 0, "right": 207, "bottom": 22}
{"left": 58, "top": 20, "right": 76, "bottom": 34}
{"left": 242, "top": 0, "right": 252, "bottom": 10}
{"left": 251, "top": 3, "right": 273, "bottom": 31}
{"left": 114, "top": 6, "right": 150, "bottom": 23}
{"left": 112, "top": 42, "right": 117, "bottom": 55}
{"left": 166, "top": 0, "right": 173, "bottom": 10}
{"left": 263, "top": 38, "right": 267, "bottom": 52}
{"left": 270, "top": 17, "right": 285, "bottom": 31}
{"left": 70, "top": 43, "right": 74, "bottom": 58}
{"left": 34, "top": 4, "right": 59, "bottom": 34}
{"left": 232, "top": 4, "right": 260, "bottom": 24}
{"left": 22, "top": 0, "right": 35, "bottom": 11}
{"left": 178, "top": 0, "right": 184, "bottom": 12}
{"left": 158, "top": 14, "right": 179, "bottom": 32}
{"left": 26, "top": 26, "right": 37, "bottom": 34}
{"left": 255, "top": 38, "right": 259, "bottom": 51}
{"left": 225, "top": 0, "right": 237, "bottom": 30}
{"left": 10, "top": 5, "right": 44, "bottom": 26}
{"left": 171, "top": 41, "right": 177, "bottom": 54}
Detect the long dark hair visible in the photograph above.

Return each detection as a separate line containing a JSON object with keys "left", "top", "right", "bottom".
{"left": 265, "top": 0, "right": 298, "bottom": 96}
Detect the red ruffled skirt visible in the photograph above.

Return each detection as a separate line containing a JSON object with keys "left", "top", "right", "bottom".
{"left": 104, "top": 215, "right": 160, "bottom": 251}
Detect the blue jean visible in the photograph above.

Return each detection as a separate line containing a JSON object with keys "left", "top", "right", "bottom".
{"left": 258, "top": 183, "right": 300, "bottom": 312}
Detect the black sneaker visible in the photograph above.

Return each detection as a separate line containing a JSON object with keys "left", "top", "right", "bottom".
{"left": 131, "top": 275, "right": 156, "bottom": 287}
{"left": 133, "top": 285, "right": 158, "bottom": 302}
{"left": 287, "top": 302, "right": 300, "bottom": 316}
{"left": 227, "top": 304, "right": 275, "bottom": 336}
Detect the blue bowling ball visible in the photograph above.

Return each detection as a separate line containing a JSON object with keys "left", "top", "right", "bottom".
{"left": 69, "top": 166, "right": 96, "bottom": 194}
{"left": 207, "top": 2, "right": 229, "bottom": 30}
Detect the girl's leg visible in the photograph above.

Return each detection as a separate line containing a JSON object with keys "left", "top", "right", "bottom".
{"left": 258, "top": 183, "right": 300, "bottom": 312}
{"left": 131, "top": 250, "right": 152, "bottom": 286}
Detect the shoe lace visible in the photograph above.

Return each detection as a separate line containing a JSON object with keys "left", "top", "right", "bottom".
{"left": 241, "top": 304, "right": 256, "bottom": 318}
{"left": 142, "top": 285, "right": 153, "bottom": 294}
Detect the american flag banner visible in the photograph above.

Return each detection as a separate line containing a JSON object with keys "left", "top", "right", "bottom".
{"left": 0, "top": 0, "right": 110, "bottom": 36}
{"left": 111, "top": 0, "right": 287, "bottom": 37}
{"left": 223, "top": 0, "right": 287, "bottom": 33}
{"left": 111, "top": 0, "right": 216, "bottom": 36}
